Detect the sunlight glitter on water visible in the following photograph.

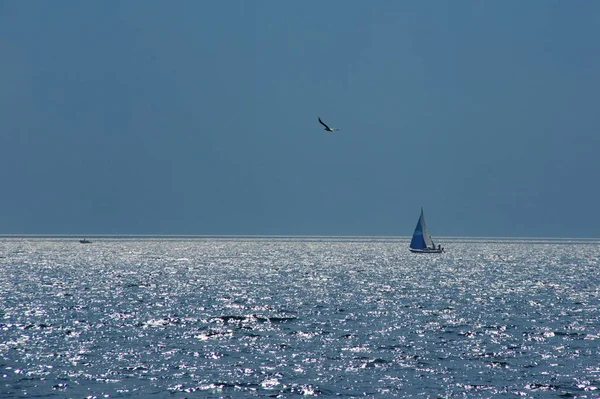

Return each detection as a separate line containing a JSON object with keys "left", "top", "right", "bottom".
{"left": 0, "top": 237, "right": 599, "bottom": 397}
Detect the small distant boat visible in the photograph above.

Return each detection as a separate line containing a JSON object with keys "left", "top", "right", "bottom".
{"left": 409, "top": 208, "right": 444, "bottom": 254}
{"left": 79, "top": 238, "right": 92, "bottom": 244}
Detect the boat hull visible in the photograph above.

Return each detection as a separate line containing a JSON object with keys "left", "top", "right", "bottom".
{"left": 409, "top": 248, "right": 443, "bottom": 254}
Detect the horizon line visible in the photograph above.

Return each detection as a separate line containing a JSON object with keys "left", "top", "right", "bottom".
{"left": 0, "top": 234, "right": 599, "bottom": 241}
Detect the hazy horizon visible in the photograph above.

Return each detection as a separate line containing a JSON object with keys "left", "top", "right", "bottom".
{"left": 1, "top": 234, "right": 599, "bottom": 241}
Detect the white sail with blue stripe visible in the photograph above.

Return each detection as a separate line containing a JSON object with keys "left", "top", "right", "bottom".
{"left": 409, "top": 208, "right": 444, "bottom": 253}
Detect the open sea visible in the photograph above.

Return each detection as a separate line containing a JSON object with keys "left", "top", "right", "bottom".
{"left": 1, "top": 237, "right": 599, "bottom": 398}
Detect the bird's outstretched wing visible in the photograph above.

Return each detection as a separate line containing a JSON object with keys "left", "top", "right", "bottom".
{"left": 318, "top": 117, "right": 331, "bottom": 130}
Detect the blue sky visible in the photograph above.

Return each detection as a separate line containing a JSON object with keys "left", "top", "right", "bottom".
{"left": 1, "top": 1, "right": 599, "bottom": 237}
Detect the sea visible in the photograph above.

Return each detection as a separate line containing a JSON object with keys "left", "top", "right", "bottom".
{"left": 1, "top": 236, "right": 599, "bottom": 398}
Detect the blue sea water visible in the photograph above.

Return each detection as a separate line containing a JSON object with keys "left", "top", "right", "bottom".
{"left": 0, "top": 237, "right": 599, "bottom": 398}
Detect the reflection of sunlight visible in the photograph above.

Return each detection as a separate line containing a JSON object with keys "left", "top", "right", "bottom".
{"left": 0, "top": 237, "right": 598, "bottom": 397}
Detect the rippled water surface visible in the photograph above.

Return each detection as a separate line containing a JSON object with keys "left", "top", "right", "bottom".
{"left": 1, "top": 237, "right": 599, "bottom": 398}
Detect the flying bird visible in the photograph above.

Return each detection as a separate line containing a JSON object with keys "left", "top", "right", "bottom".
{"left": 318, "top": 117, "right": 339, "bottom": 132}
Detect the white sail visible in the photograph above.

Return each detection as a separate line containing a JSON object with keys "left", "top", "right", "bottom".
{"left": 420, "top": 211, "right": 435, "bottom": 249}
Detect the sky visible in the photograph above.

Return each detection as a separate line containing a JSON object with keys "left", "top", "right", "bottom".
{"left": 1, "top": 1, "right": 599, "bottom": 237}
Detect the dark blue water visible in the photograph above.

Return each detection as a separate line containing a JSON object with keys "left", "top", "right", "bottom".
{"left": 1, "top": 237, "right": 599, "bottom": 398}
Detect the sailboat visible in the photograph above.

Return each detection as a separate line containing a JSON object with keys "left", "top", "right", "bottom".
{"left": 409, "top": 208, "right": 444, "bottom": 253}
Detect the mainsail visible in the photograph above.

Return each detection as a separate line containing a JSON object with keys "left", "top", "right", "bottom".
{"left": 409, "top": 208, "right": 435, "bottom": 250}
